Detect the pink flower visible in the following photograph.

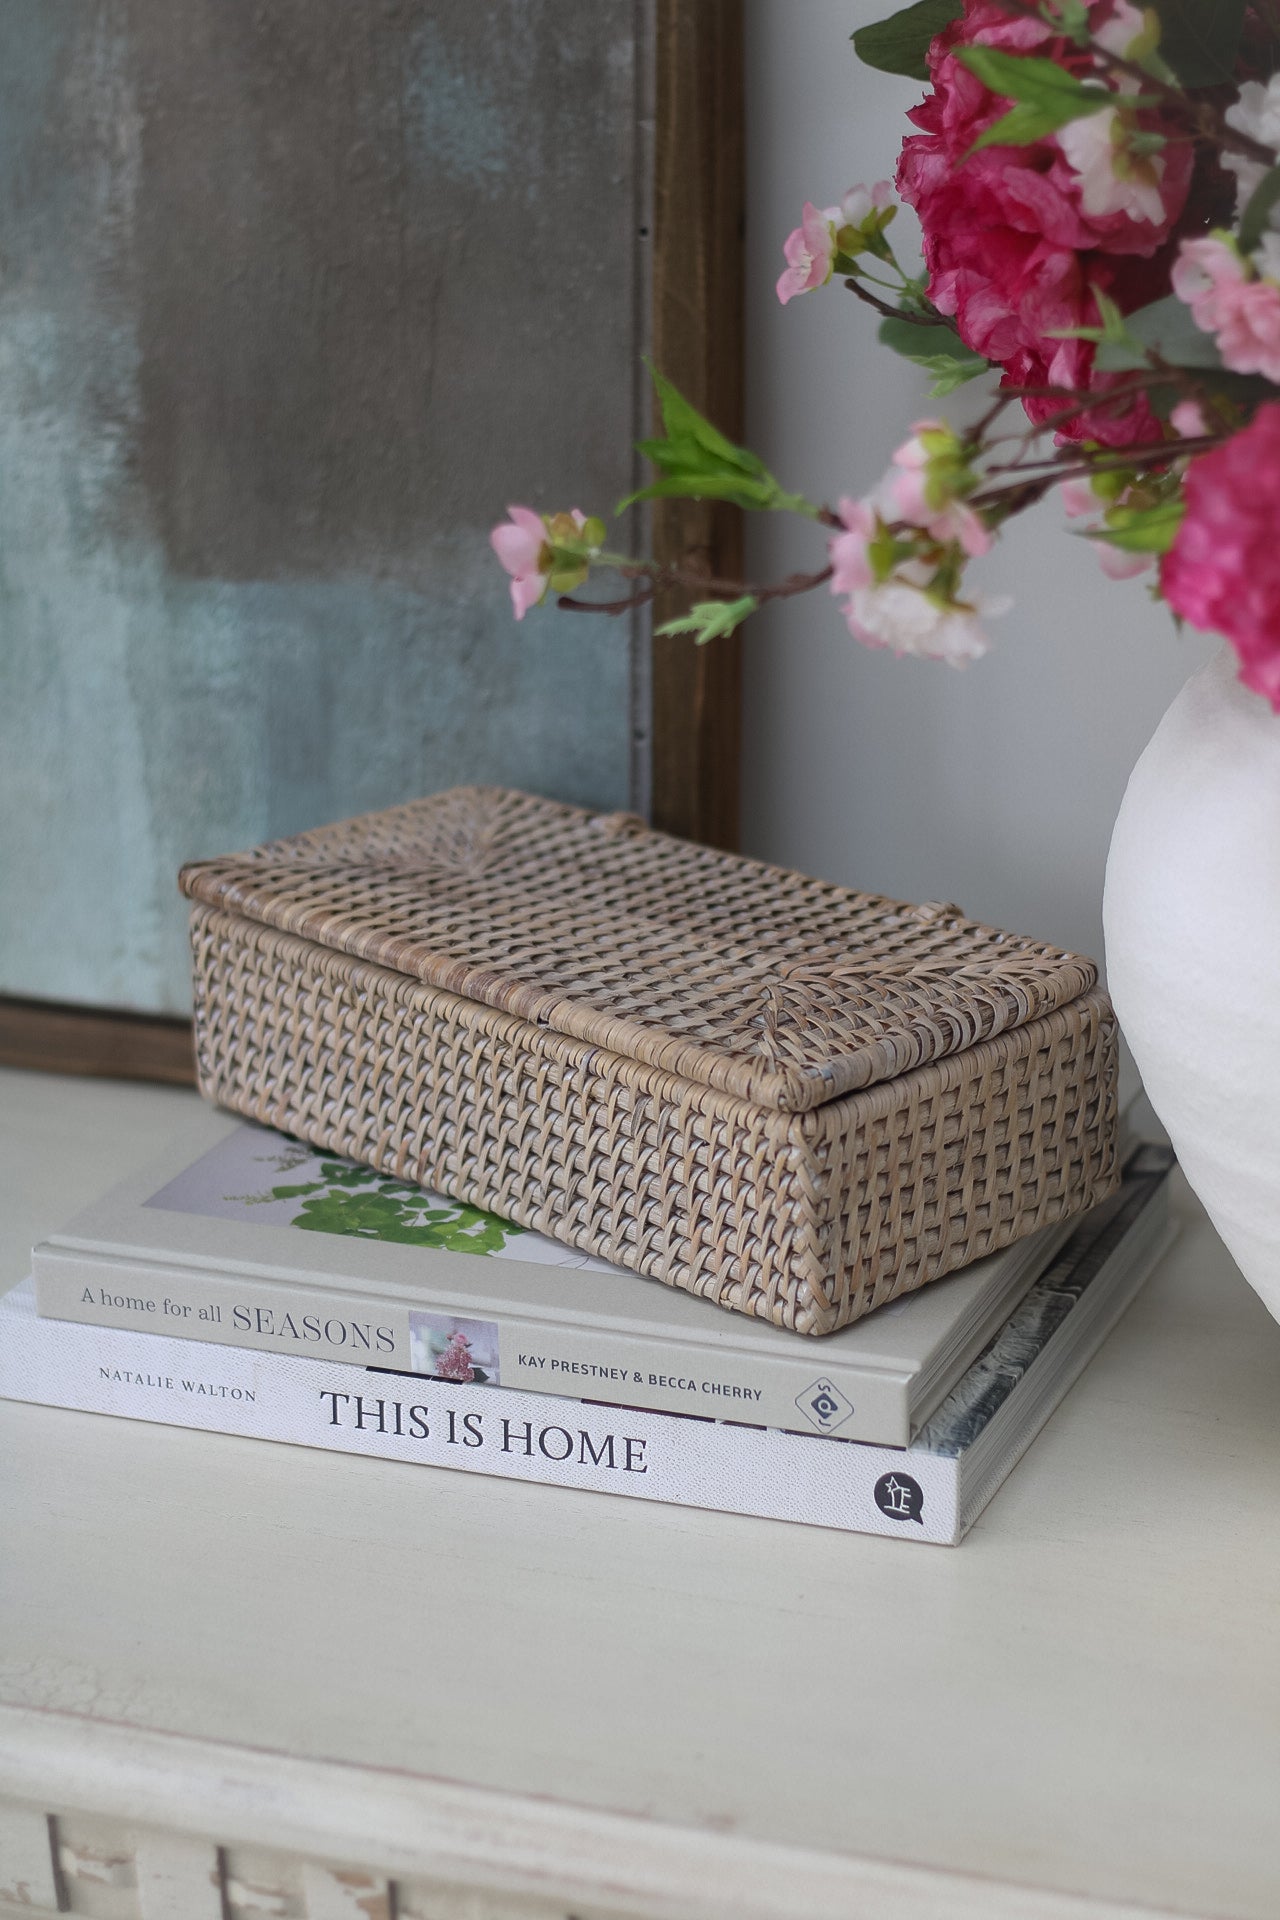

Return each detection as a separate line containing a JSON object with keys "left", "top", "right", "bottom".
{"left": 827, "top": 494, "right": 1007, "bottom": 664}
{"left": 436, "top": 1331, "right": 476, "bottom": 1383}
{"left": 1172, "top": 235, "right": 1280, "bottom": 383}
{"left": 1209, "top": 278, "right": 1280, "bottom": 383}
{"left": 840, "top": 181, "right": 894, "bottom": 227}
{"left": 777, "top": 202, "right": 839, "bottom": 305}
{"left": 490, "top": 506, "right": 592, "bottom": 619}
{"left": 490, "top": 506, "right": 553, "bottom": 618}
{"left": 888, "top": 426, "right": 947, "bottom": 523}
{"left": 886, "top": 422, "right": 992, "bottom": 555}
{"left": 1171, "top": 236, "right": 1246, "bottom": 332}
{"left": 1061, "top": 478, "right": 1096, "bottom": 518}
{"left": 1161, "top": 404, "right": 1280, "bottom": 710}
{"left": 1061, "top": 476, "right": 1155, "bottom": 580}
{"left": 777, "top": 185, "right": 896, "bottom": 305}
{"left": 828, "top": 496, "right": 877, "bottom": 594}
{"left": 1170, "top": 400, "right": 1208, "bottom": 440}
{"left": 896, "top": 1, "right": 1192, "bottom": 447}
{"left": 1098, "top": 545, "right": 1154, "bottom": 581}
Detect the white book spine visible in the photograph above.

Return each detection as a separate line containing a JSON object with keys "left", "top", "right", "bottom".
{"left": 0, "top": 1295, "right": 962, "bottom": 1544}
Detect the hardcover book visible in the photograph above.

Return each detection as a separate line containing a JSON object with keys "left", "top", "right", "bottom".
{"left": 34, "top": 1109, "right": 1088, "bottom": 1447}
{"left": 6, "top": 1146, "right": 1176, "bottom": 1545}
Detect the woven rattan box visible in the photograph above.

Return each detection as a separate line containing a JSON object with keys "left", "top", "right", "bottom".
{"left": 179, "top": 786, "right": 1119, "bottom": 1336}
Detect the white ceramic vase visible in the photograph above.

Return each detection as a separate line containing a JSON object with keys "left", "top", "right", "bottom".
{"left": 1104, "top": 645, "right": 1280, "bottom": 1326}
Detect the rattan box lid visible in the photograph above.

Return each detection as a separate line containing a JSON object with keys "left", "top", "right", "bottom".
{"left": 179, "top": 785, "right": 1098, "bottom": 1116}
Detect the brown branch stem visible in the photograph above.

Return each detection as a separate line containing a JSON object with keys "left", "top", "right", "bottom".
{"left": 844, "top": 278, "right": 954, "bottom": 329}
{"left": 970, "top": 433, "right": 1232, "bottom": 517}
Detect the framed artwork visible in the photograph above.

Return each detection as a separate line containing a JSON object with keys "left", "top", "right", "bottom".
{"left": 0, "top": 0, "right": 742, "bottom": 1082}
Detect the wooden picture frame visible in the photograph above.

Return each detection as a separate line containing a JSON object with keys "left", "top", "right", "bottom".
{"left": 0, "top": 0, "right": 743, "bottom": 1088}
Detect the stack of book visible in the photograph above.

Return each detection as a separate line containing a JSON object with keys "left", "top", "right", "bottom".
{"left": 1, "top": 1110, "right": 1176, "bottom": 1545}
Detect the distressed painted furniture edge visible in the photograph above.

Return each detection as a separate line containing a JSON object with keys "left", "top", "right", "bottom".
{"left": 0, "top": 1702, "right": 1207, "bottom": 1920}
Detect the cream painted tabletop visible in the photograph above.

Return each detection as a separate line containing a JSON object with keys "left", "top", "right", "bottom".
{"left": 1, "top": 1065, "right": 1278, "bottom": 1920}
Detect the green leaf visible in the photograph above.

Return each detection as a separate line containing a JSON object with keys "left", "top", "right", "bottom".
{"left": 1046, "top": 0, "right": 1092, "bottom": 44}
{"left": 1090, "top": 499, "right": 1186, "bottom": 555}
{"left": 620, "top": 365, "right": 803, "bottom": 512}
{"left": 922, "top": 355, "right": 991, "bottom": 396}
{"left": 648, "top": 365, "right": 766, "bottom": 477}
{"left": 1126, "top": 130, "right": 1169, "bottom": 158}
{"left": 289, "top": 1182, "right": 525, "bottom": 1253}
{"left": 620, "top": 473, "right": 783, "bottom": 511}
{"left": 971, "top": 96, "right": 1108, "bottom": 149}
{"left": 655, "top": 595, "right": 758, "bottom": 646}
{"left": 1047, "top": 285, "right": 1140, "bottom": 348}
{"left": 851, "top": 0, "right": 961, "bottom": 81}
{"left": 1148, "top": 0, "right": 1246, "bottom": 86}
{"left": 1239, "top": 164, "right": 1280, "bottom": 256}
{"left": 1095, "top": 293, "right": 1225, "bottom": 371}
{"left": 1092, "top": 287, "right": 1131, "bottom": 342}
{"left": 878, "top": 315, "right": 972, "bottom": 357}
{"left": 878, "top": 316, "right": 949, "bottom": 352}
{"left": 877, "top": 315, "right": 990, "bottom": 391}
{"left": 958, "top": 50, "right": 1131, "bottom": 151}
{"left": 959, "top": 48, "right": 1130, "bottom": 154}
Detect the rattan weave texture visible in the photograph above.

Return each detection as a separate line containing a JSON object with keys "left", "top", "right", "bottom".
{"left": 182, "top": 788, "right": 1120, "bottom": 1333}
{"left": 182, "top": 787, "right": 1100, "bottom": 1111}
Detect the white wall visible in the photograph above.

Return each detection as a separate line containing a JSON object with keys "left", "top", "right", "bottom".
{"left": 741, "top": 0, "right": 1215, "bottom": 971}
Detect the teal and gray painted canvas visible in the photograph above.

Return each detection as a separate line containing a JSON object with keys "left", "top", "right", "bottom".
{"left": 0, "top": 1, "right": 646, "bottom": 1013}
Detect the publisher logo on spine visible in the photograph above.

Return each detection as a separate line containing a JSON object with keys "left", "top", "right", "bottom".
{"left": 795, "top": 1377, "right": 854, "bottom": 1434}
{"left": 873, "top": 1471, "right": 924, "bottom": 1524}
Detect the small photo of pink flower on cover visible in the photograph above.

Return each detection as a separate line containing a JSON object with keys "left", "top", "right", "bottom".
{"left": 408, "top": 1311, "right": 501, "bottom": 1385}
{"left": 436, "top": 1331, "right": 475, "bottom": 1382}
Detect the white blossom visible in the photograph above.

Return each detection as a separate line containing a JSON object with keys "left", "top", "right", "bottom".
{"left": 1224, "top": 77, "right": 1280, "bottom": 224}
{"left": 1057, "top": 109, "right": 1167, "bottom": 226}
{"left": 1093, "top": 0, "right": 1146, "bottom": 57}
{"left": 841, "top": 581, "right": 1010, "bottom": 666}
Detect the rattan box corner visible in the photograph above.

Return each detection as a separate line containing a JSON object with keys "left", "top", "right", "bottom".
{"left": 179, "top": 786, "right": 1119, "bottom": 1335}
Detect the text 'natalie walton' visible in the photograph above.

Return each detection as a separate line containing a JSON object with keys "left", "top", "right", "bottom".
{"left": 97, "top": 1367, "right": 255, "bottom": 1401}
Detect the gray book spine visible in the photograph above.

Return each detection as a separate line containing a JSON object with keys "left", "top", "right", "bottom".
{"left": 32, "top": 1246, "right": 916, "bottom": 1444}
